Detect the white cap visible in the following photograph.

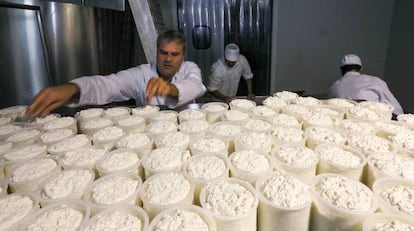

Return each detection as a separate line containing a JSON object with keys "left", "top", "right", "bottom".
{"left": 341, "top": 54, "right": 362, "bottom": 67}
{"left": 225, "top": 43, "right": 240, "bottom": 62}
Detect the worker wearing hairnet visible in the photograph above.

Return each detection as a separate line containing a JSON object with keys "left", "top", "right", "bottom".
{"left": 329, "top": 54, "right": 403, "bottom": 115}
{"left": 207, "top": 43, "right": 254, "bottom": 103}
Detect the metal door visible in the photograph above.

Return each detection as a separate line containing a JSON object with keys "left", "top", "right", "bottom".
{"left": 178, "top": 0, "right": 272, "bottom": 96}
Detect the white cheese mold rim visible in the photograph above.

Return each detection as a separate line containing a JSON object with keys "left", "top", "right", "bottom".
{"left": 79, "top": 204, "right": 149, "bottom": 231}
{"left": 15, "top": 198, "right": 90, "bottom": 231}
{"left": 148, "top": 204, "right": 216, "bottom": 231}
{"left": 138, "top": 170, "right": 195, "bottom": 220}
{"left": 182, "top": 153, "right": 230, "bottom": 205}
{"left": 255, "top": 171, "right": 312, "bottom": 231}
{"left": 362, "top": 212, "right": 414, "bottom": 231}
{"left": 83, "top": 172, "right": 142, "bottom": 215}
{"left": 309, "top": 173, "right": 378, "bottom": 231}
{"left": 201, "top": 101, "right": 229, "bottom": 123}
{"left": 199, "top": 177, "right": 259, "bottom": 231}
{"left": 372, "top": 176, "right": 414, "bottom": 219}
{"left": 0, "top": 192, "right": 40, "bottom": 231}
{"left": 314, "top": 143, "right": 367, "bottom": 182}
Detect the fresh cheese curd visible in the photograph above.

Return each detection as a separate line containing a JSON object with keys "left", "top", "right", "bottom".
{"left": 200, "top": 178, "right": 258, "bottom": 231}
{"left": 347, "top": 133, "right": 393, "bottom": 156}
{"left": 267, "top": 113, "right": 301, "bottom": 129}
{"left": 305, "top": 126, "right": 346, "bottom": 149}
{"left": 86, "top": 174, "right": 141, "bottom": 206}
{"left": 373, "top": 178, "right": 414, "bottom": 217}
{"left": 0, "top": 105, "right": 27, "bottom": 119}
{"left": 358, "top": 101, "right": 394, "bottom": 119}
{"left": 389, "top": 130, "right": 414, "bottom": 154}
{"left": 397, "top": 113, "right": 414, "bottom": 126}
{"left": 271, "top": 126, "right": 304, "bottom": 145}
{"left": 115, "top": 115, "right": 145, "bottom": 134}
{"left": 221, "top": 109, "right": 249, "bottom": 124}
{"left": 324, "top": 98, "right": 357, "bottom": 108}
{"left": 185, "top": 154, "right": 228, "bottom": 180}
{"left": 3, "top": 143, "right": 47, "bottom": 163}
{"left": 0, "top": 124, "right": 22, "bottom": 140}
{"left": 178, "top": 109, "right": 206, "bottom": 122}
{"left": 281, "top": 104, "right": 311, "bottom": 119}
{"left": 25, "top": 202, "right": 87, "bottom": 231}
{"left": 293, "top": 96, "right": 321, "bottom": 106}
{"left": 92, "top": 126, "right": 124, "bottom": 150}
{"left": 256, "top": 172, "right": 312, "bottom": 231}
{"left": 131, "top": 105, "right": 160, "bottom": 123}
{"left": 271, "top": 145, "right": 318, "bottom": 183}
{"left": 141, "top": 146, "right": 186, "bottom": 178}
{"left": 76, "top": 108, "right": 104, "bottom": 121}
{"left": 242, "top": 118, "right": 272, "bottom": 133}
{"left": 364, "top": 213, "right": 414, "bottom": 231}
{"left": 0, "top": 193, "right": 37, "bottom": 230}
{"left": 96, "top": 149, "right": 140, "bottom": 176}
{"left": 40, "top": 128, "right": 75, "bottom": 145}
{"left": 301, "top": 111, "right": 336, "bottom": 128}
{"left": 145, "top": 120, "right": 178, "bottom": 138}
{"left": 48, "top": 134, "right": 91, "bottom": 155}
{"left": 249, "top": 106, "right": 276, "bottom": 120}
{"left": 208, "top": 122, "right": 241, "bottom": 138}
{"left": 60, "top": 146, "right": 106, "bottom": 170}
{"left": 178, "top": 119, "right": 209, "bottom": 139}
{"left": 5, "top": 128, "right": 41, "bottom": 146}
{"left": 79, "top": 117, "right": 113, "bottom": 135}
{"left": 310, "top": 174, "right": 377, "bottom": 231}
{"left": 40, "top": 168, "right": 95, "bottom": 202}
{"left": 229, "top": 150, "right": 272, "bottom": 184}
{"left": 346, "top": 106, "right": 382, "bottom": 121}
{"left": 43, "top": 116, "right": 77, "bottom": 131}
{"left": 81, "top": 205, "right": 148, "bottom": 231}
{"left": 262, "top": 96, "right": 287, "bottom": 111}
{"left": 315, "top": 144, "right": 365, "bottom": 180}
{"left": 149, "top": 205, "right": 214, "bottom": 231}
{"left": 374, "top": 120, "right": 410, "bottom": 138}
{"left": 229, "top": 99, "right": 256, "bottom": 112}
{"left": 0, "top": 141, "right": 13, "bottom": 155}
{"left": 367, "top": 152, "right": 414, "bottom": 185}
{"left": 139, "top": 171, "right": 193, "bottom": 219}
{"left": 235, "top": 131, "right": 273, "bottom": 153}
{"left": 0, "top": 116, "right": 12, "bottom": 125}
{"left": 335, "top": 119, "right": 376, "bottom": 135}
{"left": 154, "top": 131, "right": 190, "bottom": 150}
{"left": 151, "top": 110, "right": 178, "bottom": 124}
{"left": 115, "top": 132, "right": 153, "bottom": 157}
{"left": 9, "top": 157, "right": 60, "bottom": 192}
{"left": 311, "top": 106, "right": 343, "bottom": 119}
{"left": 273, "top": 91, "right": 298, "bottom": 103}
{"left": 103, "top": 107, "right": 130, "bottom": 120}
{"left": 190, "top": 136, "right": 228, "bottom": 156}
{"left": 201, "top": 102, "right": 229, "bottom": 123}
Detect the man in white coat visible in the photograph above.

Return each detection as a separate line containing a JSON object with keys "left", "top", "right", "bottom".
{"left": 207, "top": 43, "right": 255, "bottom": 103}
{"left": 26, "top": 30, "right": 206, "bottom": 117}
{"left": 328, "top": 54, "right": 403, "bottom": 115}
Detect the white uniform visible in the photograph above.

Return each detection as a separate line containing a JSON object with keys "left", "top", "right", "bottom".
{"left": 207, "top": 55, "right": 253, "bottom": 97}
{"left": 70, "top": 62, "right": 206, "bottom": 108}
{"left": 329, "top": 71, "right": 403, "bottom": 115}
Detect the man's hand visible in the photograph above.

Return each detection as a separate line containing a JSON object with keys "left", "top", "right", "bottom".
{"left": 145, "top": 78, "right": 178, "bottom": 103}
{"left": 25, "top": 83, "right": 80, "bottom": 117}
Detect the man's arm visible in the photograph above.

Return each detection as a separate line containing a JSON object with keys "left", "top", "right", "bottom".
{"left": 25, "top": 83, "right": 80, "bottom": 117}
{"left": 245, "top": 78, "right": 255, "bottom": 100}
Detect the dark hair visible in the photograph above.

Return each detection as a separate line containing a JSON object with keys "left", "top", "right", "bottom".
{"left": 340, "top": 64, "right": 361, "bottom": 75}
{"left": 157, "top": 30, "right": 186, "bottom": 52}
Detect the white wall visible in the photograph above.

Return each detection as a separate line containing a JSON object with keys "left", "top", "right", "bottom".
{"left": 271, "top": 0, "right": 395, "bottom": 97}
{"left": 385, "top": 0, "right": 414, "bottom": 113}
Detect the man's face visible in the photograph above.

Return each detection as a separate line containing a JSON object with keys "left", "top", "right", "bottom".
{"left": 156, "top": 40, "right": 185, "bottom": 80}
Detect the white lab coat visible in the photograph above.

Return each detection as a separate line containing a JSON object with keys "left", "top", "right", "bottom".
{"left": 328, "top": 71, "right": 404, "bottom": 114}
{"left": 207, "top": 55, "right": 253, "bottom": 97}
{"left": 70, "top": 61, "right": 206, "bottom": 108}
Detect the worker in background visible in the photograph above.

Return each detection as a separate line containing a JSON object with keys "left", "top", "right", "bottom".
{"left": 26, "top": 30, "right": 206, "bottom": 117}
{"left": 207, "top": 43, "right": 255, "bottom": 104}
{"left": 328, "top": 54, "right": 403, "bottom": 115}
